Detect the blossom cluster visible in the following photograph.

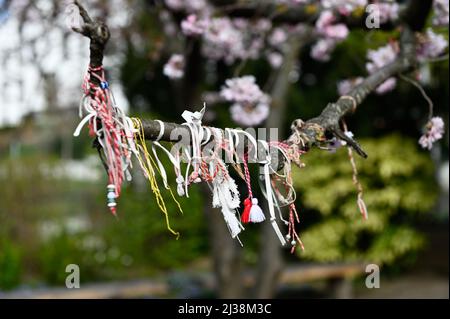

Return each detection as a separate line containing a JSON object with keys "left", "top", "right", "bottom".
{"left": 416, "top": 29, "right": 448, "bottom": 62}
{"left": 310, "top": 10, "right": 349, "bottom": 61}
{"left": 310, "top": 1, "right": 398, "bottom": 62}
{"left": 163, "top": 54, "right": 185, "bottom": 79}
{"left": 419, "top": 117, "right": 445, "bottom": 150}
{"left": 365, "top": 43, "right": 398, "bottom": 94}
{"left": 220, "top": 76, "right": 271, "bottom": 126}
{"left": 433, "top": 0, "right": 449, "bottom": 26}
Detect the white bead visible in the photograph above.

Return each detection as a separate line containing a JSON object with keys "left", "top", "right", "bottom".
{"left": 285, "top": 234, "right": 291, "bottom": 240}
{"left": 291, "top": 240, "right": 296, "bottom": 246}
{"left": 107, "top": 192, "right": 116, "bottom": 199}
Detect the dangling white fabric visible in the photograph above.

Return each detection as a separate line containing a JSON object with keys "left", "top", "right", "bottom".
{"left": 181, "top": 105, "right": 206, "bottom": 197}
{"left": 259, "top": 140, "right": 286, "bottom": 246}
{"left": 210, "top": 160, "right": 243, "bottom": 238}
{"left": 258, "top": 177, "right": 289, "bottom": 226}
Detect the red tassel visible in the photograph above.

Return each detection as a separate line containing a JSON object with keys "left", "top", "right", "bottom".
{"left": 241, "top": 197, "right": 252, "bottom": 223}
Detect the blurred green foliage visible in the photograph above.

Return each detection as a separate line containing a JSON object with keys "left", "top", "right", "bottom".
{"left": 293, "top": 135, "right": 438, "bottom": 265}
{"left": 0, "top": 153, "right": 207, "bottom": 289}
{"left": 0, "top": 240, "right": 22, "bottom": 289}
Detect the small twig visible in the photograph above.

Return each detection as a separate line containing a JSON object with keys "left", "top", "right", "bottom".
{"left": 399, "top": 73, "right": 434, "bottom": 120}
{"left": 424, "top": 53, "right": 449, "bottom": 63}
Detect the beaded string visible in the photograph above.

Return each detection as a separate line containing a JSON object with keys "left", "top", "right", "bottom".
{"left": 77, "top": 65, "right": 137, "bottom": 215}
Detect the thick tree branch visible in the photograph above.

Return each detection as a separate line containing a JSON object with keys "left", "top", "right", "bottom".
{"left": 73, "top": 0, "right": 431, "bottom": 167}
{"left": 214, "top": 0, "right": 407, "bottom": 29}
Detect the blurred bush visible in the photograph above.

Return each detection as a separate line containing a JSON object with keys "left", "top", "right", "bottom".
{"left": 0, "top": 239, "right": 22, "bottom": 289}
{"left": 0, "top": 151, "right": 207, "bottom": 289}
{"left": 293, "top": 134, "right": 438, "bottom": 266}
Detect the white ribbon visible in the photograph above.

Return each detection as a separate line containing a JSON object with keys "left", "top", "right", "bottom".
{"left": 259, "top": 140, "right": 286, "bottom": 246}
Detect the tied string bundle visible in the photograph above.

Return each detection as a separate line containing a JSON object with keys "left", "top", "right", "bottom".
{"left": 178, "top": 108, "right": 244, "bottom": 241}
{"left": 74, "top": 65, "right": 137, "bottom": 215}
{"left": 131, "top": 117, "right": 183, "bottom": 239}
{"left": 171, "top": 108, "right": 306, "bottom": 251}
{"left": 267, "top": 141, "right": 305, "bottom": 252}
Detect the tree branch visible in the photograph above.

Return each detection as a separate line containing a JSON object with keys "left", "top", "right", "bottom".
{"left": 214, "top": 0, "right": 407, "bottom": 30}
{"left": 73, "top": 0, "right": 431, "bottom": 167}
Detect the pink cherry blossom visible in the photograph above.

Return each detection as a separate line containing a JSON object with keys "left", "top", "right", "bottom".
{"left": 165, "top": 0, "right": 183, "bottom": 10}
{"left": 310, "top": 38, "right": 336, "bottom": 61}
{"left": 181, "top": 14, "right": 207, "bottom": 36}
{"left": 255, "top": 19, "right": 273, "bottom": 32}
{"left": 230, "top": 102, "right": 270, "bottom": 127}
{"left": 163, "top": 54, "right": 185, "bottom": 79}
{"left": 323, "top": 24, "right": 349, "bottom": 40}
{"left": 337, "top": 77, "right": 364, "bottom": 95}
{"left": 366, "top": 43, "right": 398, "bottom": 73}
{"left": 376, "top": 2, "right": 400, "bottom": 24}
{"left": 267, "top": 52, "right": 284, "bottom": 68}
{"left": 375, "top": 77, "right": 396, "bottom": 94}
{"left": 316, "top": 11, "right": 335, "bottom": 31}
{"left": 365, "top": 43, "right": 399, "bottom": 94}
{"left": 417, "top": 29, "right": 448, "bottom": 61}
{"left": 419, "top": 117, "right": 445, "bottom": 150}
{"left": 433, "top": 0, "right": 449, "bottom": 26}
{"left": 221, "top": 76, "right": 271, "bottom": 126}
{"left": 202, "top": 17, "right": 244, "bottom": 63}
{"left": 315, "top": 11, "right": 349, "bottom": 40}
{"left": 165, "top": 0, "right": 207, "bottom": 12}
{"left": 269, "top": 28, "right": 288, "bottom": 47}
{"left": 220, "top": 76, "right": 266, "bottom": 105}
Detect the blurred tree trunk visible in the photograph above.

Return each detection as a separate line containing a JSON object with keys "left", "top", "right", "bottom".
{"left": 203, "top": 185, "right": 245, "bottom": 298}
{"left": 183, "top": 41, "right": 245, "bottom": 298}
{"left": 253, "top": 39, "right": 302, "bottom": 298}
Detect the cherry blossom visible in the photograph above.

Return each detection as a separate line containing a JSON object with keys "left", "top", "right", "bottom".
{"left": 163, "top": 54, "right": 185, "bottom": 79}
{"left": 165, "top": 0, "right": 207, "bottom": 13}
{"left": 181, "top": 14, "right": 208, "bottom": 36}
{"left": 419, "top": 117, "right": 445, "bottom": 150}
{"left": 433, "top": 0, "right": 449, "bottom": 26}
{"left": 230, "top": 102, "right": 270, "bottom": 127}
{"left": 417, "top": 29, "right": 448, "bottom": 61}
{"left": 269, "top": 27, "right": 288, "bottom": 47}
{"left": 310, "top": 38, "right": 336, "bottom": 61}
{"left": 375, "top": 77, "right": 397, "bottom": 94}
{"left": 220, "top": 76, "right": 267, "bottom": 105}
{"left": 315, "top": 11, "right": 349, "bottom": 40}
{"left": 202, "top": 17, "right": 244, "bottom": 63}
{"left": 337, "top": 77, "right": 364, "bottom": 95}
{"left": 220, "top": 76, "right": 271, "bottom": 126}
{"left": 267, "top": 52, "right": 284, "bottom": 68}
{"left": 375, "top": 2, "right": 400, "bottom": 24}
{"left": 366, "top": 43, "right": 398, "bottom": 94}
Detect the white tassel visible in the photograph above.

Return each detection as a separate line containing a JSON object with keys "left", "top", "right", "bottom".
{"left": 249, "top": 198, "right": 266, "bottom": 223}
{"left": 217, "top": 186, "right": 242, "bottom": 238}
{"left": 211, "top": 168, "right": 243, "bottom": 238}
{"left": 176, "top": 175, "right": 185, "bottom": 196}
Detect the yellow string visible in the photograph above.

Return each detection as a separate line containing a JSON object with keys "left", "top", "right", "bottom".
{"left": 131, "top": 117, "right": 182, "bottom": 239}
